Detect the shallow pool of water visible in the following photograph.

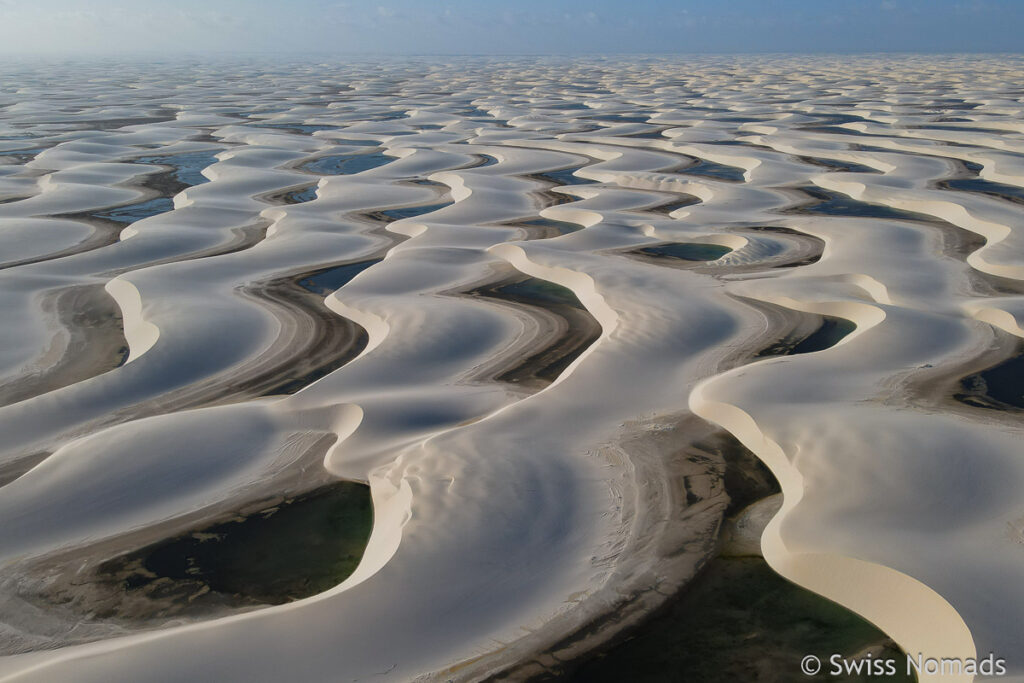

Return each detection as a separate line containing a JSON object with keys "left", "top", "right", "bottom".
{"left": 940, "top": 177, "right": 1024, "bottom": 205}
{"left": 757, "top": 315, "right": 856, "bottom": 357}
{"left": 298, "top": 258, "right": 382, "bottom": 296}
{"left": 97, "top": 197, "right": 174, "bottom": 224}
{"left": 108, "top": 482, "right": 372, "bottom": 606}
{"left": 956, "top": 341, "right": 1024, "bottom": 410}
{"left": 137, "top": 150, "right": 219, "bottom": 189}
{"left": 379, "top": 201, "right": 453, "bottom": 221}
{"left": 639, "top": 242, "right": 732, "bottom": 261}
{"left": 301, "top": 151, "right": 394, "bottom": 175}
{"left": 537, "top": 166, "right": 598, "bottom": 186}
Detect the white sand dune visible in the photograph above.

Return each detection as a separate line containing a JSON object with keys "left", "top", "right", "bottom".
{"left": 0, "top": 55, "right": 1023, "bottom": 682}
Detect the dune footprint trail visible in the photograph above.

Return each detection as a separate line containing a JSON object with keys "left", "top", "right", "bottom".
{"left": 1, "top": 55, "right": 1024, "bottom": 681}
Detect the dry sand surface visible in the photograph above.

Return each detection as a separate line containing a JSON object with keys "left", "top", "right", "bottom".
{"left": 0, "top": 54, "right": 1023, "bottom": 681}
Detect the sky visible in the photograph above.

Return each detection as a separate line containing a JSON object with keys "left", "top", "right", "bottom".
{"left": 0, "top": 0, "right": 1021, "bottom": 56}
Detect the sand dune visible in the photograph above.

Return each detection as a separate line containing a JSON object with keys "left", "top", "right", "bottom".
{"left": 0, "top": 55, "right": 1023, "bottom": 681}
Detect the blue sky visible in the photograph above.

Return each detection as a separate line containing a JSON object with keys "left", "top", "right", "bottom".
{"left": 0, "top": 0, "right": 1021, "bottom": 55}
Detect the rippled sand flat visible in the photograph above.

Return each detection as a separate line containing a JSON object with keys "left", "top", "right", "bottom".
{"left": 1, "top": 54, "right": 1023, "bottom": 681}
